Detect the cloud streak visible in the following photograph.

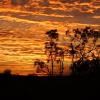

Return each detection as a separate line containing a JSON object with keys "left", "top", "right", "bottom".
{"left": 0, "top": 0, "right": 99, "bottom": 26}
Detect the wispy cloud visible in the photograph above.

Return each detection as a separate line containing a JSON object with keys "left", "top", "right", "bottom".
{"left": 93, "top": 15, "right": 100, "bottom": 19}
{"left": 0, "top": 0, "right": 100, "bottom": 26}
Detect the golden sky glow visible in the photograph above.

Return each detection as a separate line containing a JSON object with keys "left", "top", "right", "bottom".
{"left": 0, "top": 0, "right": 100, "bottom": 75}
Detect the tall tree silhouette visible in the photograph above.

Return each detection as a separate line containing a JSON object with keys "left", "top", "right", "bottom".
{"left": 45, "top": 29, "right": 59, "bottom": 75}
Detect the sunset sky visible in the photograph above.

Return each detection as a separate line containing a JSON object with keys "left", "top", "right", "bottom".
{"left": 0, "top": 0, "right": 100, "bottom": 75}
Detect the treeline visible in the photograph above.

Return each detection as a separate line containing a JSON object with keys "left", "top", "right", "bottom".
{"left": 34, "top": 26, "right": 100, "bottom": 76}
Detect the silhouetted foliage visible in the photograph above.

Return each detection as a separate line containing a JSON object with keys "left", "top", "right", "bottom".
{"left": 33, "top": 26, "right": 99, "bottom": 76}
{"left": 65, "top": 27, "right": 99, "bottom": 64}
{"left": 3, "top": 69, "right": 12, "bottom": 76}
{"left": 45, "top": 29, "right": 65, "bottom": 75}
{"left": 71, "top": 57, "right": 100, "bottom": 76}
{"left": 34, "top": 59, "right": 49, "bottom": 75}
{"left": 45, "top": 29, "right": 59, "bottom": 75}
{"left": 46, "top": 29, "right": 58, "bottom": 40}
{"left": 66, "top": 27, "right": 100, "bottom": 77}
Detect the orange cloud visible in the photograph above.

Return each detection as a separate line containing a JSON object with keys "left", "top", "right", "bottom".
{"left": 93, "top": 16, "right": 100, "bottom": 18}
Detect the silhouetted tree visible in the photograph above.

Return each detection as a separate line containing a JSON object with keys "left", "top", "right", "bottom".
{"left": 65, "top": 27, "right": 99, "bottom": 64}
{"left": 34, "top": 27, "right": 99, "bottom": 76}
{"left": 45, "top": 29, "right": 66, "bottom": 75}
{"left": 69, "top": 27, "right": 100, "bottom": 76}
{"left": 45, "top": 29, "right": 59, "bottom": 75}
{"left": 3, "top": 69, "right": 12, "bottom": 76}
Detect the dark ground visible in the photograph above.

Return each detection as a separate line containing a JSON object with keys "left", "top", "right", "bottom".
{"left": 0, "top": 73, "right": 100, "bottom": 99}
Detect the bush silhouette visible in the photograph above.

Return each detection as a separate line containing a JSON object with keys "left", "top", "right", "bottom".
{"left": 34, "top": 59, "right": 50, "bottom": 75}
{"left": 71, "top": 57, "right": 100, "bottom": 76}
{"left": 3, "top": 69, "right": 12, "bottom": 76}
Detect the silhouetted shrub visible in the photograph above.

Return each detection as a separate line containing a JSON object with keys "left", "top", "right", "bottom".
{"left": 71, "top": 57, "right": 100, "bottom": 77}
{"left": 3, "top": 69, "right": 12, "bottom": 75}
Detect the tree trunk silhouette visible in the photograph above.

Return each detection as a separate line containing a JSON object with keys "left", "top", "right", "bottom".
{"left": 60, "top": 57, "right": 64, "bottom": 75}
{"left": 51, "top": 59, "right": 54, "bottom": 75}
{"left": 62, "top": 58, "right": 64, "bottom": 75}
{"left": 72, "top": 54, "right": 74, "bottom": 65}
